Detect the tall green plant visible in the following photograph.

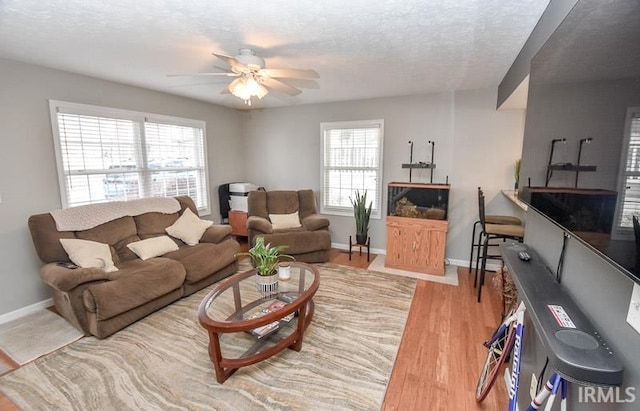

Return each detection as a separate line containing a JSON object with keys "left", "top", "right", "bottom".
{"left": 514, "top": 158, "right": 522, "bottom": 187}
{"left": 236, "top": 237, "right": 294, "bottom": 276}
{"left": 350, "top": 190, "right": 373, "bottom": 239}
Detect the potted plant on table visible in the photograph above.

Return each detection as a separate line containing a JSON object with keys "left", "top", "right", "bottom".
{"left": 514, "top": 158, "right": 522, "bottom": 192}
{"left": 236, "top": 237, "right": 294, "bottom": 294}
{"left": 350, "top": 190, "right": 373, "bottom": 245}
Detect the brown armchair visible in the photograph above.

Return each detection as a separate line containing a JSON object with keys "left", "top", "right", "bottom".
{"left": 247, "top": 190, "right": 331, "bottom": 263}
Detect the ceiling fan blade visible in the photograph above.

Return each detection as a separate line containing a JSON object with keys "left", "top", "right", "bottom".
{"left": 212, "top": 52, "right": 246, "bottom": 71}
{"left": 261, "top": 77, "right": 302, "bottom": 96}
{"left": 261, "top": 68, "right": 319, "bottom": 79}
{"left": 167, "top": 72, "right": 238, "bottom": 77}
{"left": 281, "top": 78, "right": 319, "bottom": 89}
{"left": 220, "top": 84, "right": 231, "bottom": 95}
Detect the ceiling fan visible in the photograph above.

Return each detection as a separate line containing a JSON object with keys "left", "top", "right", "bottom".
{"left": 170, "top": 48, "right": 319, "bottom": 106}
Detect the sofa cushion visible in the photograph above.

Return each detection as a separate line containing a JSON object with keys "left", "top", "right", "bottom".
{"left": 82, "top": 257, "right": 186, "bottom": 321}
{"left": 59, "top": 239, "right": 118, "bottom": 272}
{"left": 166, "top": 208, "right": 213, "bottom": 246}
{"left": 266, "top": 191, "right": 299, "bottom": 214}
{"left": 269, "top": 212, "right": 301, "bottom": 230}
{"left": 163, "top": 240, "right": 238, "bottom": 284}
{"left": 28, "top": 213, "right": 76, "bottom": 263}
{"left": 258, "top": 230, "right": 331, "bottom": 255}
{"left": 75, "top": 216, "right": 140, "bottom": 262}
{"left": 127, "top": 236, "right": 179, "bottom": 260}
{"left": 134, "top": 212, "right": 180, "bottom": 239}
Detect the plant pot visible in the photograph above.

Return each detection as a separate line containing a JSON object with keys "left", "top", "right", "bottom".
{"left": 356, "top": 234, "right": 368, "bottom": 245}
{"left": 256, "top": 272, "right": 279, "bottom": 295}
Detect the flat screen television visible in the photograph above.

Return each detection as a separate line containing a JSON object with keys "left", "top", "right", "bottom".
{"left": 519, "top": 0, "right": 640, "bottom": 283}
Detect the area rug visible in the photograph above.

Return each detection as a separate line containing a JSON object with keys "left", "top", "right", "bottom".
{"left": 0, "top": 309, "right": 84, "bottom": 365}
{"left": 0, "top": 361, "right": 10, "bottom": 375}
{"left": 368, "top": 254, "right": 459, "bottom": 286}
{"left": 0, "top": 263, "right": 416, "bottom": 410}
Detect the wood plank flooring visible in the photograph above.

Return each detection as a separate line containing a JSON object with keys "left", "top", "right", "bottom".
{"left": 0, "top": 245, "right": 507, "bottom": 410}
{"left": 381, "top": 264, "right": 508, "bottom": 410}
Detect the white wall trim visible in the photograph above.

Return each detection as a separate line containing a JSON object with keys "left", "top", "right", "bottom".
{"left": 0, "top": 298, "right": 54, "bottom": 325}
{"left": 448, "top": 258, "right": 502, "bottom": 272}
{"left": 331, "top": 242, "right": 386, "bottom": 255}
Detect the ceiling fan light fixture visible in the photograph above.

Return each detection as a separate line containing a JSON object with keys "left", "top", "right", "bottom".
{"left": 229, "top": 75, "right": 268, "bottom": 105}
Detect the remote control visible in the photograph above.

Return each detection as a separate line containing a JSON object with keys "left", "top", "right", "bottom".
{"left": 518, "top": 251, "right": 531, "bottom": 261}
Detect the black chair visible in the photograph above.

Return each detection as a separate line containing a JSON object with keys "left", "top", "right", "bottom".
{"left": 468, "top": 187, "right": 522, "bottom": 276}
{"left": 476, "top": 189, "right": 524, "bottom": 302}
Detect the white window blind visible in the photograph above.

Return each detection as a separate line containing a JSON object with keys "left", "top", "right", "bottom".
{"left": 50, "top": 100, "right": 210, "bottom": 213}
{"left": 320, "top": 120, "right": 384, "bottom": 217}
{"left": 617, "top": 110, "right": 640, "bottom": 230}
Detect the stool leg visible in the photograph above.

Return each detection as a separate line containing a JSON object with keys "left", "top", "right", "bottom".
{"left": 349, "top": 235, "right": 352, "bottom": 261}
{"left": 469, "top": 221, "right": 479, "bottom": 273}
{"left": 474, "top": 229, "right": 484, "bottom": 283}
{"left": 477, "top": 236, "right": 490, "bottom": 302}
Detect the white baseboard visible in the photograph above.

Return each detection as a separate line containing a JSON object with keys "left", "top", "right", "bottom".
{"left": 331, "top": 242, "right": 387, "bottom": 255}
{"left": 448, "top": 258, "right": 502, "bottom": 272}
{"left": 0, "top": 298, "right": 54, "bottom": 325}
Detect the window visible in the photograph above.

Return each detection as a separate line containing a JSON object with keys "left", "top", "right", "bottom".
{"left": 320, "top": 120, "right": 384, "bottom": 218}
{"left": 49, "top": 100, "right": 210, "bottom": 213}
{"left": 615, "top": 108, "right": 640, "bottom": 234}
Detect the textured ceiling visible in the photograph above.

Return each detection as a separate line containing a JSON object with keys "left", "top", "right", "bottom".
{"left": 0, "top": 0, "right": 549, "bottom": 110}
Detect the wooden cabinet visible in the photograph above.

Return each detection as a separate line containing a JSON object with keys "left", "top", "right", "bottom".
{"left": 228, "top": 210, "right": 248, "bottom": 237}
{"left": 385, "top": 216, "right": 448, "bottom": 275}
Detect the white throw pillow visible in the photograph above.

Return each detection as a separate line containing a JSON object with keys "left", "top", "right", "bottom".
{"left": 269, "top": 212, "right": 302, "bottom": 230}
{"left": 165, "top": 208, "right": 213, "bottom": 246}
{"left": 59, "top": 238, "right": 118, "bottom": 272}
{"left": 127, "top": 236, "right": 179, "bottom": 260}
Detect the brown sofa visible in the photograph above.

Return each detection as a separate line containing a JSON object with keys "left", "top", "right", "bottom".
{"left": 28, "top": 196, "right": 239, "bottom": 338}
{"left": 247, "top": 190, "right": 331, "bottom": 263}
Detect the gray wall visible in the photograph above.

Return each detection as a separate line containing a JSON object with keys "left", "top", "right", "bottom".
{"left": 519, "top": 210, "right": 640, "bottom": 410}
{"left": 497, "top": 0, "right": 578, "bottom": 108}
{"left": 0, "top": 58, "right": 244, "bottom": 316}
{"left": 242, "top": 89, "right": 526, "bottom": 262}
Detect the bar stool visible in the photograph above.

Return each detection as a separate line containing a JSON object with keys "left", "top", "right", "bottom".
{"left": 476, "top": 190, "right": 524, "bottom": 302}
{"left": 468, "top": 187, "right": 522, "bottom": 275}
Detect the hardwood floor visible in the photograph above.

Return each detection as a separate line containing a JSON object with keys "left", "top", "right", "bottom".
{"left": 0, "top": 244, "right": 507, "bottom": 410}
{"left": 382, "top": 265, "right": 508, "bottom": 410}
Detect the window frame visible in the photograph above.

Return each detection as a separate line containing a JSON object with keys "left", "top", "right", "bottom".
{"left": 49, "top": 100, "right": 211, "bottom": 214}
{"left": 319, "top": 119, "right": 384, "bottom": 218}
{"left": 613, "top": 106, "right": 640, "bottom": 238}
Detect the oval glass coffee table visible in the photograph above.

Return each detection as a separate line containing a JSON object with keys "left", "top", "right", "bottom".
{"left": 197, "top": 262, "right": 319, "bottom": 383}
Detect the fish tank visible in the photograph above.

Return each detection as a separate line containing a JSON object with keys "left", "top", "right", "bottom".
{"left": 387, "top": 182, "right": 450, "bottom": 220}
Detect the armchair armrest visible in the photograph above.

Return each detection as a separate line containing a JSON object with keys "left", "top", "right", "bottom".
{"left": 40, "top": 263, "right": 112, "bottom": 292}
{"left": 302, "top": 214, "right": 330, "bottom": 231}
{"left": 200, "top": 225, "right": 232, "bottom": 243}
{"left": 247, "top": 216, "right": 273, "bottom": 233}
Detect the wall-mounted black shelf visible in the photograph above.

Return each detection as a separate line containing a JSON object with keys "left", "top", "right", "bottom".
{"left": 547, "top": 163, "right": 597, "bottom": 172}
{"left": 545, "top": 163, "right": 597, "bottom": 186}
{"left": 401, "top": 162, "right": 436, "bottom": 169}
{"left": 500, "top": 242, "right": 623, "bottom": 386}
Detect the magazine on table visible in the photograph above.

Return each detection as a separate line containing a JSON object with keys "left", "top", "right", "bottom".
{"left": 248, "top": 298, "right": 295, "bottom": 338}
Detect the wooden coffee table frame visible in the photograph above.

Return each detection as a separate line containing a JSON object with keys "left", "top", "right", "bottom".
{"left": 197, "top": 263, "right": 319, "bottom": 383}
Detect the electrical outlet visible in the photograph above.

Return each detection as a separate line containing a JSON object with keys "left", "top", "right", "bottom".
{"left": 626, "top": 283, "right": 640, "bottom": 335}
{"left": 530, "top": 373, "right": 538, "bottom": 399}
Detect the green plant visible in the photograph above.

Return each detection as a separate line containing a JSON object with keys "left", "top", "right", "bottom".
{"left": 236, "top": 237, "right": 294, "bottom": 276}
{"left": 514, "top": 159, "right": 522, "bottom": 187}
{"left": 350, "top": 190, "right": 373, "bottom": 241}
